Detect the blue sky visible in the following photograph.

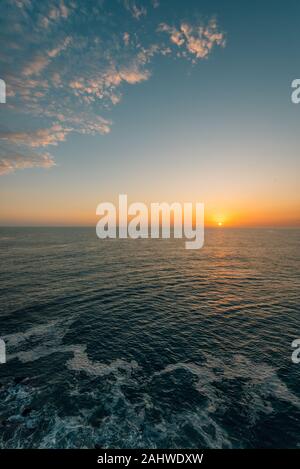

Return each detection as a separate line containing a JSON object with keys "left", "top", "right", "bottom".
{"left": 0, "top": 0, "right": 299, "bottom": 226}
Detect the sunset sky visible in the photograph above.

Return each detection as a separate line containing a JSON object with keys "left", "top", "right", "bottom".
{"left": 0, "top": 0, "right": 299, "bottom": 227}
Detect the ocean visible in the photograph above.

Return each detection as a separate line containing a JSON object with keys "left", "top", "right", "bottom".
{"left": 0, "top": 227, "right": 299, "bottom": 448}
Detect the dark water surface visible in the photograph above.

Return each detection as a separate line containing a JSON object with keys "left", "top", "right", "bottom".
{"left": 0, "top": 227, "right": 299, "bottom": 448}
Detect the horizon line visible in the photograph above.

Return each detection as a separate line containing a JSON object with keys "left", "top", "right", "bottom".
{"left": 0, "top": 225, "right": 299, "bottom": 229}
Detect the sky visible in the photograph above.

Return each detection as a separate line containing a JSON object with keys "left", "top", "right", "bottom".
{"left": 0, "top": 0, "right": 299, "bottom": 227}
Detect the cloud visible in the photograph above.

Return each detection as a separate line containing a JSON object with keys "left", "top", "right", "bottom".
{"left": 47, "top": 36, "right": 71, "bottom": 58}
{"left": 123, "top": 32, "right": 130, "bottom": 46}
{"left": 67, "top": 62, "right": 150, "bottom": 106}
{"left": 34, "top": 0, "right": 72, "bottom": 31}
{"left": 59, "top": 114, "right": 111, "bottom": 135}
{"left": 158, "top": 19, "right": 225, "bottom": 59}
{"left": 11, "top": 0, "right": 32, "bottom": 8}
{"left": 0, "top": 151, "right": 55, "bottom": 175}
{"left": 124, "top": 0, "right": 147, "bottom": 20}
{"left": 49, "top": 0, "right": 69, "bottom": 20}
{"left": 1, "top": 1, "right": 226, "bottom": 175}
{"left": 0, "top": 124, "right": 70, "bottom": 148}
{"left": 119, "top": 67, "right": 150, "bottom": 84}
{"left": 22, "top": 56, "right": 50, "bottom": 77}
{"left": 21, "top": 38, "right": 71, "bottom": 77}
{"left": 51, "top": 72, "right": 61, "bottom": 86}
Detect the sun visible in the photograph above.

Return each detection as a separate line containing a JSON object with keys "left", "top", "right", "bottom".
{"left": 211, "top": 213, "right": 227, "bottom": 227}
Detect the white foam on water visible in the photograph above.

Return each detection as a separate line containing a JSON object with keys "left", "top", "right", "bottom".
{"left": 2, "top": 318, "right": 299, "bottom": 449}
{"left": 155, "top": 354, "right": 300, "bottom": 423}
{"left": 3, "top": 317, "right": 78, "bottom": 363}
{"left": 3, "top": 317, "right": 73, "bottom": 348}
{"left": 66, "top": 346, "right": 139, "bottom": 377}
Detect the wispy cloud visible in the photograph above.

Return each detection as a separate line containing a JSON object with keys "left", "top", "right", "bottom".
{"left": 0, "top": 0, "right": 226, "bottom": 175}
{"left": 0, "top": 124, "right": 70, "bottom": 148}
{"left": 22, "top": 56, "right": 50, "bottom": 77}
{"left": 39, "top": 0, "right": 70, "bottom": 29}
{"left": 158, "top": 19, "right": 226, "bottom": 60}
{"left": 47, "top": 36, "right": 72, "bottom": 58}
{"left": 124, "top": 0, "right": 147, "bottom": 20}
{"left": 0, "top": 151, "right": 55, "bottom": 175}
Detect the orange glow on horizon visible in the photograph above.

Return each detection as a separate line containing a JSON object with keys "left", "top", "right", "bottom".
{"left": 1, "top": 206, "right": 299, "bottom": 228}
{"left": 0, "top": 193, "right": 299, "bottom": 228}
